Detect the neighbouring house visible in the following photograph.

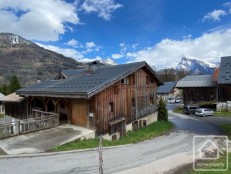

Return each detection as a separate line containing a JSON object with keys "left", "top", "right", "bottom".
{"left": 16, "top": 61, "right": 162, "bottom": 136}
{"left": 176, "top": 75, "right": 216, "bottom": 105}
{"left": 216, "top": 56, "right": 231, "bottom": 111}
{"left": 157, "top": 82, "right": 178, "bottom": 101}
{"left": 0, "top": 92, "right": 27, "bottom": 119}
{"left": 0, "top": 93, "right": 5, "bottom": 114}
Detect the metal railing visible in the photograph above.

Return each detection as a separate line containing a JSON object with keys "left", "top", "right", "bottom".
{"left": 0, "top": 110, "right": 59, "bottom": 139}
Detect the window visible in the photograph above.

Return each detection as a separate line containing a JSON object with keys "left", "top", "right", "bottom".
{"left": 121, "top": 77, "right": 129, "bottom": 84}
{"left": 132, "top": 98, "right": 136, "bottom": 108}
{"left": 131, "top": 74, "right": 135, "bottom": 85}
{"left": 146, "top": 76, "right": 149, "bottom": 85}
{"left": 150, "top": 97, "right": 154, "bottom": 105}
{"left": 109, "top": 102, "right": 114, "bottom": 112}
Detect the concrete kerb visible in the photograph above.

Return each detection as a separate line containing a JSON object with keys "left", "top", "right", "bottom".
{"left": 0, "top": 142, "right": 135, "bottom": 159}
{"left": 0, "top": 113, "right": 174, "bottom": 159}
{"left": 0, "top": 130, "right": 174, "bottom": 159}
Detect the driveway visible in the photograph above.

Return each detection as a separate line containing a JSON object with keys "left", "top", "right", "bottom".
{"left": 0, "top": 124, "right": 95, "bottom": 154}
{"left": 0, "top": 107, "right": 227, "bottom": 174}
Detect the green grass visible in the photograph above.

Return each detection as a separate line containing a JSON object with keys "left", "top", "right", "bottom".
{"left": 173, "top": 106, "right": 184, "bottom": 114}
{"left": 215, "top": 111, "right": 231, "bottom": 117}
{"left": 0, "top": 114, "right": 4, "bottom": 118}
{"left": 179, "top": 124, "right": 231, "bottom": 173}
{"left": 180, "top": 153, "right": 231, "bottom": 174}
{"left": 220, "top": 123, "right": 231, "bottom": 139}
{"left": 51, "top": 121, "right": 174, "bottom": 152}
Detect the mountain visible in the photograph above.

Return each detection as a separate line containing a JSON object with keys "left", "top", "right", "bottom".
{"left": 176, "top": 55, "right": 218, "bottom": 75}
{"left": 0, "top": 33, "right": 83, "bottom": 86}
{"left": 100, "top": 58, "right": 118, "bottom": 65}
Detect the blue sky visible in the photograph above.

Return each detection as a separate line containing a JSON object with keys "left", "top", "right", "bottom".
{"left": 0, "top": 0, "right": 231, "bottom": 69}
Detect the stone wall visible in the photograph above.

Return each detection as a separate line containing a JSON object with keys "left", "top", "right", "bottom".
{"left": 102, "top": 112, "right": 158, "bottom": 141}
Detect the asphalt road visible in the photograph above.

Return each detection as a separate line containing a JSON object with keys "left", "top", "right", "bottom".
{"left": 0, "top": 104, "right": 226, "bottom": 174}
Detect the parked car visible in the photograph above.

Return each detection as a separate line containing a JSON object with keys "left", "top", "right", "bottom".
{"left": 175, "top": 97, "right": 181, "bottom": 103}
{"left": 183, "top": 105, "right": 199, "bottom": 115}
{"left": 167, "top": 97, "right": 176, "bottom": 104}
{"left": 195, "top": 108, "right": 214, "bottom": 117}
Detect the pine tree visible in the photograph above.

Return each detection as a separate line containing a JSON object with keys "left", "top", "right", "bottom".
{"left": 8, "top": 75, "right": 21, "bottom": 94}
{"left": 157, "top": 97, "right": 168, "bottom": 121}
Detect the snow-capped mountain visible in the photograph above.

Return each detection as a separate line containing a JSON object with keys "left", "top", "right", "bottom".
{"left": 99, "top": 58, "right": 118, "bottom": 65}
{"left": 0, "top": 33, "right": 33, "bottom": 46}
{"left": 176, "top": 55, "right": 218, "bottom": 74}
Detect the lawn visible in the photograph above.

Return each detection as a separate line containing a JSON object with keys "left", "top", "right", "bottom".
{"left": 175, "top": 123, "right": 231, "bottom": 174}
{"left": 173, "top": 106, "right": 184, "bottom": 114}
{"left": 176, "top": 153, "right": 231, "bottom": 174}
{"left": 220, "top": 123, "right": 231, "bottom": 139}
{"left": 51, "top": 121, "right": 174, "bottom": 152}
{"left": 215, "top": 111, "right": 231, "bottom": 117}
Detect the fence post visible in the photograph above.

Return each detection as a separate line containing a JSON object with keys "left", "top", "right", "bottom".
{"left": 99, "top": 135, "right": 103, "bottom": 174}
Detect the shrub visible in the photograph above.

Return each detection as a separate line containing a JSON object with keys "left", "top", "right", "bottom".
{"left": 158, "top": 97, "right": 168, "bottom": 121}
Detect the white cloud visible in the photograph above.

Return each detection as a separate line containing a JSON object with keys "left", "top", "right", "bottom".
{"left": 86, "top": 41, "right": 96, "bottom": 48}
{"left": 111, "top": 53, "right": 123, "bottom": 59}
{"left": 0, "top": 0, "right": 79, "bottom": 41}
{"left": 126, "top": 28, "right": 231, "bottom": 69}
{"left": 37, "top": 43, "right": 84, "bottom": 60}
{"left": 203, "top": 9, "right": 227, "bottom": 22}
{"left": 66, "top": 39, "right": 82, "bottom": 48}
{"left": 223, "top": 2, "right": 231, "bottom": 13}
{"left": 81, "top": 0, "right": 122, "bottom": 20}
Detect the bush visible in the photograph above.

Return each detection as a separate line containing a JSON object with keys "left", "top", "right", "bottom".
{"left": 158, "top": 97, "right": 168, "bottom": 121}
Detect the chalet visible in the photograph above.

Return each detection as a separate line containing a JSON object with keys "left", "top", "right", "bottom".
{"left": 157, "top": 82, "right": 177, "bottom": 101}
{"left": 176, "top": 75, "right": 216, "bottom": 105}
{"left": 216, "top": 56, "right": 231, "bottom": 111}
{"left": 16, "top": 61, "right": 162, "bottom": 136}
{"left": 0, "top": 92, "right": 26, "bottom": 119}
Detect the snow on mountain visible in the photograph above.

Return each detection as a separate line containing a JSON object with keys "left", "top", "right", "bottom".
{"left": 100, "top": 58, "right": 118, "bottom": 65}
{"left": 0, "top": 33, "right": 33, "bottom": 46}
{"left": 176, "top": 55, "right": 218, "bottom": 75}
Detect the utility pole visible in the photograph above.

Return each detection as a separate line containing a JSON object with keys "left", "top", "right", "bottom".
{"left": 99, "top": 135, "right": 103, "bottom": 174}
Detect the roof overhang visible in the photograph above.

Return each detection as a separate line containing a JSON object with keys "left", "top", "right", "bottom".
{"left": 0, "top": 92, "right": 25, "bottom": 103}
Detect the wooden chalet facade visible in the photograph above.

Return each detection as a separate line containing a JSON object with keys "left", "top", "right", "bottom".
{"left": 217, "top": 56, "right": 231, "bottom": 102}
{"left": 16, "top": 61, "right": 162, "bottom": 135}
{"left": 176, "top": 56, "right": 231, "bottom": 109}
{"left": 176, "top": 75, "right": 216, "bottom": 105}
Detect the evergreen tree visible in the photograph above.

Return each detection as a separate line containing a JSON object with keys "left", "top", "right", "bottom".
{"left": 8, "top": 75, "right": 21, "bottom": 94}
{"left": 0, "top": 84, "right": 8, "bottom": 95}
{"left": 157, "top": 97, "right": 168, "bottom": 121}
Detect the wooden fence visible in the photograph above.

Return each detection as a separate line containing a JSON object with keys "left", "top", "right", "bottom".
{"left": 0, "top": 110, "right": 59, "bottom": 139}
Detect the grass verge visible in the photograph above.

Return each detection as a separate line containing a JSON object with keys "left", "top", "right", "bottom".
{"left": 51, "top": 121, "right": 174, "bottom": 152}
{"left": 174, "top": 153, "right": 231, "bottom": 174}
{"left": 173, "top": 106, "right": 184, "bottom": 114}
{"left": 174, "top": 123, "right": 231, "bottom": 174}
{"left": 215, "top": 111, "right": 231, "bottom": 117}
{"left": 220, "top": 123, "right": 231, "bottom": 139}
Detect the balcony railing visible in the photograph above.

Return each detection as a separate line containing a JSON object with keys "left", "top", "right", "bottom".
{"left": 0, "top": 109, "right": 59, "bottom": 139}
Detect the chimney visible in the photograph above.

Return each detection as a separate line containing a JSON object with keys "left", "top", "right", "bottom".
{"left": 88, "top": 64, "right": 97, "bottom": 72}
{"left": 37, "top": 79, "right": 41, "bottom": 84}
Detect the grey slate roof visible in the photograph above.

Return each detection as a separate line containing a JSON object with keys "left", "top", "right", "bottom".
{"left": 157, "top": 82, "right": 176, "bottom": 94}
{"left": 17, "top": 61, "right": 161, "bottom": 98}
{"left": 176, "top": 75, "right": 216, "bottom": 88}
{"left": 218, "top": 56, "right": 231, "bottom": 84}
{"left": 59, "top": 69, "right": 86, "bottom": 78}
